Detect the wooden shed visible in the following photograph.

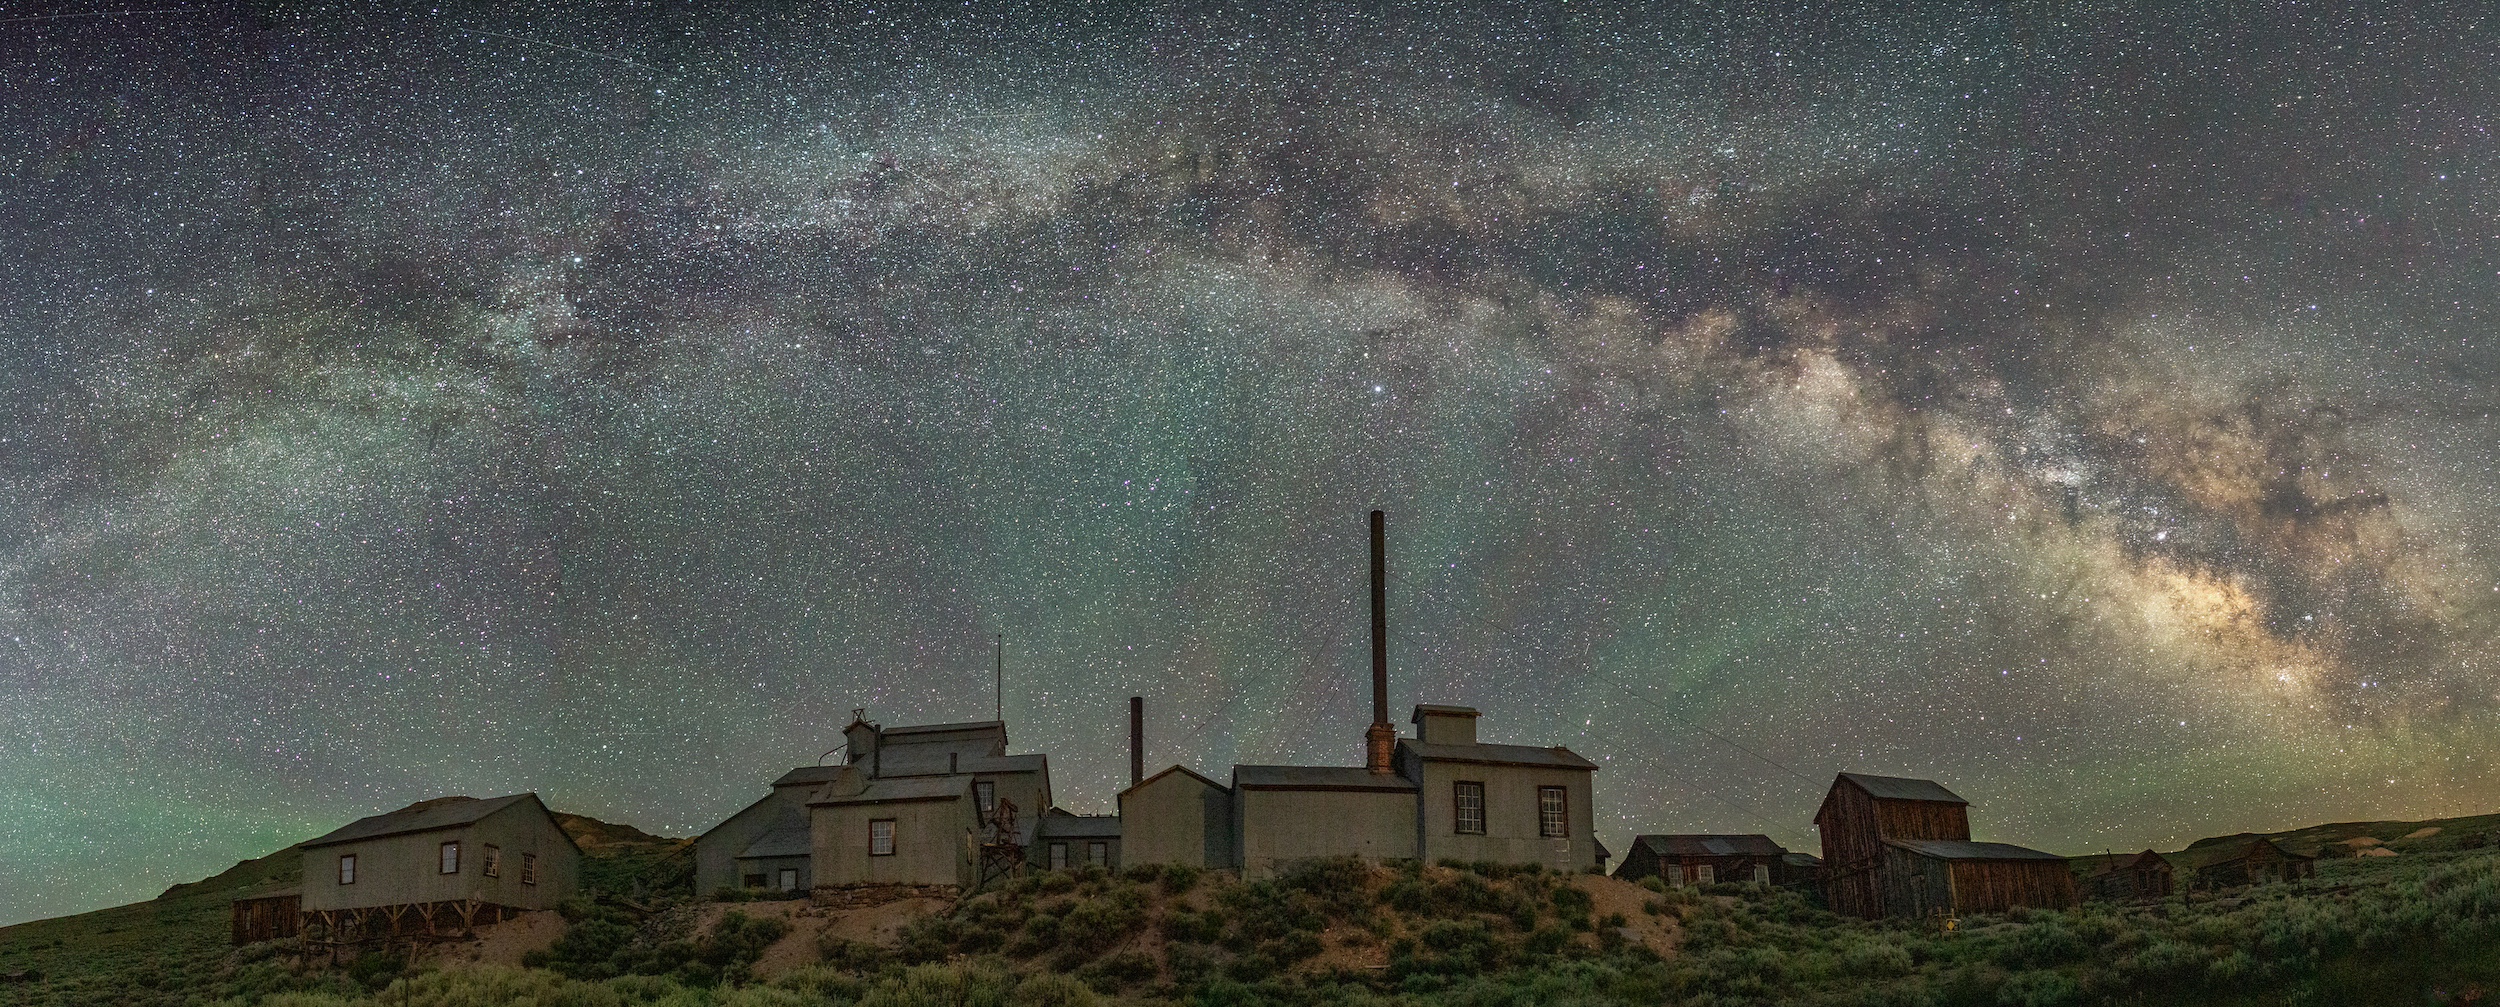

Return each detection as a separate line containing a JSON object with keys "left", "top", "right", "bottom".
{"left": 1617, "top": 834, "right": 1790, "bottom": 887}
{"left": 1814, "top": 773, "right": 1974, "bottom": 919}
{"left": 1877, "top": 839, "right": 2079, "bottom": 918}
{"left": 2075, "top": 849, "right": 2175, "bottom": 902}
{"left": 2189, "top": 837, "right": 2315, "bottom": 890}
{"left": 230, "top": 891, "right": 300, "bottom": 945}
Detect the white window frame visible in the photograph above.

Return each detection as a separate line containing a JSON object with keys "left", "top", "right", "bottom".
{"left": 1537, "top": 786, "right": 1568, "bottom": 838}
{"left": 1754, "top": 864, "right": 1771, "bottom": 884}
{"left": 1049, "top": 842, "right": 1069, "bottom": 870}
{"left": 1454, "top": 781, "right": 1486, "bottom": 835}
{"left": 439, "top": 841, "right": 461, "bottom": 875}
{"left": 975, "top": 780, "right": 996, "bottom": 813}
{"left": 483, "top": 844, "right": 501, "bottom": 878}
{"left": 1696, "top": 863, "right": 1716, "bottom": 885}
{"left": 778, "top": 868, "right": 800, "bottom": 892}
{"left": 338, "top": 854, "right": 357, "bottom": 885}
{"left": 869, "top": 819, "right": 896, "bottom": 856}
{"left": 521, "top": 852, "right": 539, "bottom": 885}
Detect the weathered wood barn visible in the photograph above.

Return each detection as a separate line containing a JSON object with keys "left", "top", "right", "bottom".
{"left": 1616, "top": 834, "right": 1799, "bottom": 887}
{"left": 2074, "top": 849, "right": 2175, "bottom": 902}
{"left": 1815, "top": 773, "right": 2074, "bottom": 919}
{"left": 296, "top": 794, "right": 581, "bottom": 943}
{"left": 2184, "top": 836, "right": 2315, "bottom": 890}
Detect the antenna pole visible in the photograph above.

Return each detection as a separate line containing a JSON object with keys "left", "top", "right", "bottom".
{"left": 994, "top": 633, "right": 1003, "bottom": 722}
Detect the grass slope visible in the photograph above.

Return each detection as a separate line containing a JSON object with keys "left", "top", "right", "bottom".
{"left": 7, "top": 810, "right": 2500, "bottom": 1007}
{"left": 0, "top": 801, "right": 685, "bottom": 1007}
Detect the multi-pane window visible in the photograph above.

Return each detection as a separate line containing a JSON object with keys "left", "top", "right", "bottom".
{"left": 439, "top": 841, "right": 462, "bottom": 874}
{"left": 1753, "top": 864, "right": 1771, "bottom": 884}
{"left": 522, "top": 853, "right": 539, "bottom": 885}
{"left": 869, "top": 819, "right": 897, "bottom": 856}
{"left": 1088, "top": 842, "right": 1109, "bottom": 867}
{"left": 1454, "top": 782, "right": 1486, "bottom": 835}
{"left": 743, "top": 873, "right": 767, "bottom": 888}
{"left": 1537, "top": 787, "right": 1568, "bottom": 838}
{"left": 1695, "top": 864, "right": 1715, "bottom": 885}
{"left": 338, "top": 854, "right": 357, "bottom": 885}
{"left": 483, "top": 844, "right": 502, "bottom": 878}
{"left": 778, "top": 869, "right": 800, "bottom": 892}
{"left": 1049, "top": 843, "right": 1069, "bottom": 870}
{"left": 975, "top": 781, "right": 996, "bottom": 814}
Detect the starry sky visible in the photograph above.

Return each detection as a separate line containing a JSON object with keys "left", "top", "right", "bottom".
{"left": 5, "top": 2, "right": 2499, "bottom": 926}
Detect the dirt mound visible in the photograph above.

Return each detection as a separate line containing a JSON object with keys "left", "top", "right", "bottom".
{"left": 420, "top": 910, "right": 569, "bottom": 968}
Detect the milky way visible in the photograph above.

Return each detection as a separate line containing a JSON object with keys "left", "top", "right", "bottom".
{"left": 5, "top": 4, "right": 2499, "bottom": 925}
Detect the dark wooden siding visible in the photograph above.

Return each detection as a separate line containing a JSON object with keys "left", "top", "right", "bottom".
{"left": 231, "top": 894, "right": 300, "bottom": 945}
{"left": 1874, "top": 845, "right": 1955, "bottom": 918}
{"left": 1817, "top": 778, "right": 1971, "bottom": 918}
{"left": 1947, "top": 860, "right": 2078, "bottom": 914}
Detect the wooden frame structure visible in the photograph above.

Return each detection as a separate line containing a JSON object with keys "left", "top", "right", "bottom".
{"left": 296, "top": 899, "right": 520, "bottom": 954}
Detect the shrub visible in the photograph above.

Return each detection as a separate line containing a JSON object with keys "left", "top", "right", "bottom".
{"left": 816, "top": 935, "right": 891, "bottom": 972}
{"left": 1076, "top": 949, "right": 1160, "bottom": 992}
{"left": 1160, "top": 864, "right": 1203, "bottom": 895}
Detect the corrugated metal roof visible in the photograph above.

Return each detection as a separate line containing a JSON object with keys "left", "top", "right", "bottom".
{"left": 772, "top": 765, "right": 848, "bottom": 788}
{"left": 810, "top": 777, "right": 968, "bottom": 805}
{"left": 1401, "top": 741, "right": 1599, "bottom": 770}
{"left": 873, "top": 752, "right": 1046, "bottom": 777}
{"left": 738, "top": 819, "right": 812, "bottom": 859}
{"left": 1232, "top": 765, "right": 1418, "bottom": 791}
{"left": 1838, "top": 773, "right": 1968, "bottom": 805}
{"left": 300, "top": 794, "right": 537, "bottom": 850}
{"left": 1883, "top": 839, "right": 2065, "bottom": 861}
{"left": 1036, "top": 813, "right": 1123, "bottom": 839}
{"left": 882, "top": 720, "right": 1006, "bottom": 737}
{"left": 1634, "top": 834, "right": 1788, "bottom": 858}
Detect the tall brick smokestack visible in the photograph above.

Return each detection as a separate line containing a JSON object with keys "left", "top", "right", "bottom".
{"left": 1130, "top": 696, "right": 1144, "bottom": 785}
{"left": 1367, "top": 509, "right": 1396, "bottom": 774}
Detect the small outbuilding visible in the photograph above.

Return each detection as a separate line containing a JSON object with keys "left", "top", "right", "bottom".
{"left": 1035, "top": 808, "right": 1122, "bottom": 871}
{"left": 2074, "top": 849, "right": 2175, "bottom": 902}
{"left": 1119, "top": 765, "right": 1234, "bottom": 870}
{"left": 1617, "top": 834, "right": 1791, "bottom": 887}
{"left": 2186, "top": 836, "right": 2315, "bottom": 890}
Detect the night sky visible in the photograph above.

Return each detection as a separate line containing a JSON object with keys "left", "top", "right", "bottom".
{"left": 6, "top": 3, "right": 2499, "bottom": 926}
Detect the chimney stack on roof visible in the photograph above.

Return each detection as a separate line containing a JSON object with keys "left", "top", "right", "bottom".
{"left": 1366, "top": 509, "right": 1396, "bottom": 774}
{"left": 1130, "top": 696, "right": 1144, "bottom": 785}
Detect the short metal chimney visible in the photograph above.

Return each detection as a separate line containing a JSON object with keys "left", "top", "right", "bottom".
{"left": 1130, "top": 696, "right": 1145, "bottom": 785}
{"left": 1366, "top": 510, "right": 1396, "bottom": 774}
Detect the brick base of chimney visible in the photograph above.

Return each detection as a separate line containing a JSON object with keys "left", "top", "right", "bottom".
{"left": 1366, "top": 723, "right": 1398, "bottom": 774}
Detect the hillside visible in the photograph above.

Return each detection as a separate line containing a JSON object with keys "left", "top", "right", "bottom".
{"left": 0, "top": 803, "right": 685, "bottom": 1007}
{"left": 7, "top": 810, "right": 2500, "bottom": 1006}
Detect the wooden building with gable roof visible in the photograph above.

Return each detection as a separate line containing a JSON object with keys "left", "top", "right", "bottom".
{"left": 2074, "top": 849, "right": 2176, "bottom": 902}
{"left": 296, "top": 794, "right": 581, "bottom": 943}
{"left": 1815, "top": 772, "right": 2074, "bottom": 919}
{"left": 1616, "top": 834, "right": 1798, "bottom": 887}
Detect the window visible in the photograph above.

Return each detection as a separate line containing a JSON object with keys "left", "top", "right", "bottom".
{"left": 1696, "top": 864, "right": 1715, "bottom": 885}
{"left": 338, "top": 854, "right": 357, "bottom": 885}
{"left": 778, "top": 868, "right": 800, "bottom": 892}
{"left": 1088, "top": 842, "right": 1109, "bottom": 867}
{"left": 1753, "top": 864, "right": 1771, "bottom": 884}
{"left": 1453, "top": 781, "right": 1486, "bottom": 835}
{"left": 975, "top": 781, "right": 996, "bottom": 813}
{"left": 869, "top": 819, "right": 896, "bottom": 856}
{"left": 743, "top": 873, "right": 767, "bottom": 888}
{"left": 1049, "top": 842, "right": 1069, "bottom": 870}
{"left": 483, "top": 844, "right": 502, "bottom": 878}
{"left": 521, "top": 853, "right": 539, "bottom": 885}
{"left": 439, "top": 841, "right": 461, "bottom": 874}
{"left": 1537, "top": 787, "right": 1568, "bottom": 838}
